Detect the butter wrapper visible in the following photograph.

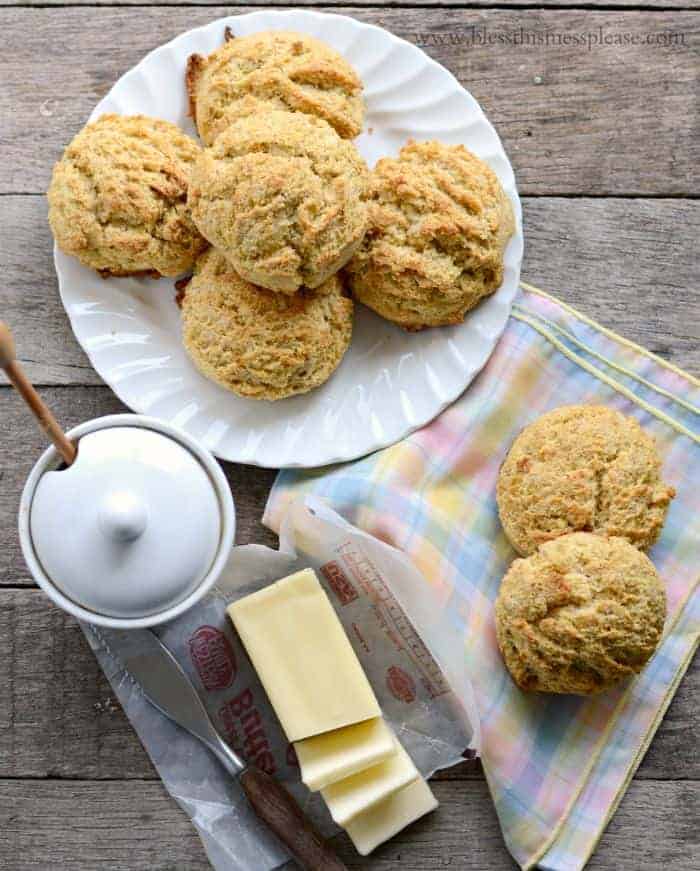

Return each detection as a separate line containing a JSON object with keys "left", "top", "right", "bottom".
{"left": 83, "top": 495, "right": 478, "bottom": 871}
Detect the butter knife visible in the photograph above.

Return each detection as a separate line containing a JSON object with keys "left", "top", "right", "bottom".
{"left": 121, "top": 629, "right": 347, "bottom": 871}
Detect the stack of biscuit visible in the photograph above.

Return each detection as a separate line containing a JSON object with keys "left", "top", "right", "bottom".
{"left": 48, "top": 26, "right": 517, "bottom": 401}
{"left": 493, "top": 405, "right": 676, "bottom": 695}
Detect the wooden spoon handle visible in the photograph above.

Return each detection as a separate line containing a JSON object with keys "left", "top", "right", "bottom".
{"left": 240, "top": 766, "right": 348, "bottom": 871}
{"left": 0, "top": 322, "right": 76, "bottom": 466}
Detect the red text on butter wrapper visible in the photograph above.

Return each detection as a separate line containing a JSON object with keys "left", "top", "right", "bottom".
{"left": 219, "top": 689, "right": 276, "bottom": 775}
{"left": 188, "top": 625, "right": 236, "bottom": 691}
{"left": 320, "top": 560, "right": 359, "bottom": 605}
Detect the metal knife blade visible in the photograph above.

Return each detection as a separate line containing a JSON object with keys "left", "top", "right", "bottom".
{"left": 107, "top": 627, "right": 348, "bottom": 871}
{"left": 118, "top": 628, "right": 246, "bottom": 774}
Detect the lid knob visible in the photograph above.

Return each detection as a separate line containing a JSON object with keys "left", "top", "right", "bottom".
{"left": 98, "top": 489, "right": 148, "bottom": 543}
{"left": 27, "top": 424, "right": 228, "bottom": 621}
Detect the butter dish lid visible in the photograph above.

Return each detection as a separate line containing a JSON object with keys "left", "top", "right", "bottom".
{"left": 29, "top": 425, "right": 223, "bottom": 619}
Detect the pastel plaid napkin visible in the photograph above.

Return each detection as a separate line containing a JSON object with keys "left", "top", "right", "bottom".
{"left": 263, "top": 284, "right": 700, "bottom": 871}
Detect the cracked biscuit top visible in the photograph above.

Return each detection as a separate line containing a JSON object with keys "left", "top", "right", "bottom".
{"left": 495, "top": 532, "right": 666, "bottom": 694}
{"left": 497, "top": 405, "right": 675, "bottom": 556}
{"left": 188, "top": 110, "right": 370, "bottom": 294}
{"left": 181, "top": 248, "right": 353, "bottom": 400}
{"left": 345, "top": 140, "right": 515, "bottom": 330}
{"left": 186, "top": 30, "right": 365, "bottom": 146}
{"left": 47, "top": 114, "right": 207, "bottom": 277}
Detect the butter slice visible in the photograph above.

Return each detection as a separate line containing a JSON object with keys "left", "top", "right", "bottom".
{"left": 322, "top": 736, "right": 419, "bottom": 826}
{"left": 227, "top": 569, "right": 380, "bottom": 742}
{"left": 295, "top": 717, "right": 395, "bottom": 792}
{"left": 346, "top": 776, "right": 438, "bottom": 856}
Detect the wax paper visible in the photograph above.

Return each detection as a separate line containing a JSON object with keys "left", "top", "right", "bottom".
{"left": 83, "top": 496, "right": 478, "bottom": 870}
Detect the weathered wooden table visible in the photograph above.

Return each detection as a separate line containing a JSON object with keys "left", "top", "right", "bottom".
{"left": 1, "top": 3, "right": 698, "bottom": 869}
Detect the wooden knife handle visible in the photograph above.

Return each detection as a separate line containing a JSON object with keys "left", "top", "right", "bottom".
{"left": 240, "top": 766, "right": 348, "bottom": 871}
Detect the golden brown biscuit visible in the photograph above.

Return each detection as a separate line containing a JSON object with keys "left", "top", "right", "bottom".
{"left": 345, "top": 140, "right": 515, "bottom": 329}
{"left": 187, "top": 29, "right": 364, "bottom": 146}
{"left": 188, "top": 111, "right": 369, "bottom": 294}
{"left": 48, "top": 114, "right": 207, "bottom": 277}
{"left": 495, "top": 532, "right": 666, "bottom": 694}
{"left": 181, "top": 248, "right": 353, "bottom": 400}
{"left": 497, "top": 405, "right": 675, "bottom": 555}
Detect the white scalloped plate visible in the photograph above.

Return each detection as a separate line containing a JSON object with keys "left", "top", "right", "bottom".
{"left": 55, "top": 10, "right": 523, "bottom": 468}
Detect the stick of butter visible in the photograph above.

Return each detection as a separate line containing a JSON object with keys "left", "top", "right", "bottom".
{"left": 321, "top": 735, "right": 419, "bottom": 826}
{"left": 227, "top": 569, "right": 380, "bottom": 742}
{"left": 346, "top": 776, "right": 439, "bottom": 856}
{"left": 295, "top": 717, "right": 395, "bottom": 792}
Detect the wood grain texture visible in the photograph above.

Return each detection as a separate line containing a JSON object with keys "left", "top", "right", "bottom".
{"left": 2, "top": 0, "right": 699, "bottom": 8}
{"left": 239, "top": 766, "right": 350, "bottom": 871}
{"left": 1, "top": 196, "right": 698, "bottom": 388}
{"left": 520, "top": 197, "right": 700, "bottom": 367}
{"left": 0, "top": 588, "right": 696, "bottom": 781}
{"left": 1, "top": 8, "right": 698, "bottom": 195}
{"left": 0, "top": 778, "right": 698, "bottom": 870}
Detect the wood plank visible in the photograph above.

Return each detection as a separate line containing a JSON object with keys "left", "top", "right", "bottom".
{"left": 2, "top": 0, "right": 698, "bottom": 8}
{"left": 519, "top": 197, "right": 700, "bottom": 368}
{"left": 1, "top": 778, "right": 698, "bottom": 870}
{"left": 1, "top": 196, "right": 698, "bottom": 388}
{"left": 1, "top": 8, "right": 698, "bottom": 195}
{"left": 0, "top": 588, "right": 696, "bottom": 781}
